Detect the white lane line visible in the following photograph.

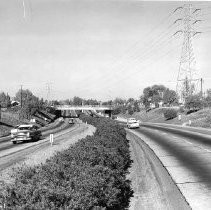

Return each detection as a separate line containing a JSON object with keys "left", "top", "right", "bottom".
{"left": 170, "top": 135, "right": 211, "bottom": 153}
{"left": 184, "top": 140, "right": 211, "bottom": 153}
{"left": 151, "top": 130, "right": 211, "bottom": 153}
{"left": 185, "top": 140, "right": 193, "bottom": 145}
{"left": 204, "top": 149, "right": 211, "bottom": 153}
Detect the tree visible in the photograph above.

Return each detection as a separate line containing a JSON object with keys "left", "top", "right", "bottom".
{"left": 51, "top": 100, "right": 60, "bottom": 106}
{"left": 0, "top": 92, "right": 11, "bottom": 108}
{"left": 133, "top": 101, "right": 140, "bottom": 112}
{"left": 112, "top": 106, "right": 122, "bottom": 115}
{"left": 113, "top": 98, "right": 126, "bottom": 106}
{"left": 163, "top": 88, "right": 178, "bottom": 105}
{"left": 141, "top": 84, "right": 167, "bottom": 108}
{"left": 102, "top": 100, "right": 113, "bottom": 106}
{"left": 14, "top": 89, "right": 44, "bottom": 119}
{"left": 127, "top": 98, "right": 135, "bottom": 104}
{"left": 73, "top": 96, "right": 83, "bottom": 106}
{"left": 84, "top": 99, "right": 99, "bottom": 106}
{"left": 205, "top": 89, "right": 211, "bottom": 107}
{"left": 127, "top": 105, "right": 134, "bottom": 115}
{"left": 185, "top": 94, "right": 203, "bottom": 110}
{"left": 14, "top": 89, "right": 39, "bottom": 107}
{"left": 140, "top": 84, "right": 179, "bottom": 108}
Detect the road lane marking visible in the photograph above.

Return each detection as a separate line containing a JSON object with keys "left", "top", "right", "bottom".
{"left": 204, "top": 149, "right": 211, "bottom": 153}
{"left": 185, "top": 141, "right": 193, "bottom": 145}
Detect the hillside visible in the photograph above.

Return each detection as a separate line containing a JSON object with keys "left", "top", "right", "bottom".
{"left": 118, "top": 107, "right": 211, "bottom": 128}
{"left": 0, "top": 107, "right": 57, "bottom": 137}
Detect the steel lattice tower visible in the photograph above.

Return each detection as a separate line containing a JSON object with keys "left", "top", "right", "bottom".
{"left": 175, "top": 4, "right": 201, "bottom": 103}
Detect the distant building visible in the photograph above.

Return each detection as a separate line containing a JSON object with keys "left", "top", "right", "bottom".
{"left": 158, "top": 101, "right": 164, "bottom": 107}
{"left": 150, "top": 103, "right": 156, "bottom": 109}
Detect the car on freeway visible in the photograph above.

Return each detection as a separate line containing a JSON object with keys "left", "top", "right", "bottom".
{"left": 10, "top": 124, "right": 42, "bottom": 144}
{"left": 69, "top": 118, "right": 75, "bottom": 124}
{"left": 127, "top": 118, "right": 140, "bottom": 129}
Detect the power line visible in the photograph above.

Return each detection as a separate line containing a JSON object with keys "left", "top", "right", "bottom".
{"left": 92, "top": 42, "right": 182, "bottom": 95}
{"left": 77, "top": 22, "right": 179, "bottom": 93}
{"left": 80, "top": 8, "right": 177, "bottom": 88}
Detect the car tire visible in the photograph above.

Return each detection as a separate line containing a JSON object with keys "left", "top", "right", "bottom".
{"left": 13, "top": 141, "right": 17, "bottom": 144}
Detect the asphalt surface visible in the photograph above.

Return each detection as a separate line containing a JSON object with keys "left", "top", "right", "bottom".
{"left": 131, "top": 123, "right": 211, "bottom": 210}
{"left": 0, "top": 119, "right": 69, "bottom": 154}
{"left": 0, "top": 119, "right": 72, "bottom": 172}
{"left": 127, "top": 131, "right": 190, "bottom": 210}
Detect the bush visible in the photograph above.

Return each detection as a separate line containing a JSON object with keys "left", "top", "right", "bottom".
{"left": 0, "top": 114, "right": 133, "bottom": 209}
{"left": 185, "top": 94, "right": 203, "bottom": 110}
{"left": 163, "top": 108, "right": 178, "bottom": 120}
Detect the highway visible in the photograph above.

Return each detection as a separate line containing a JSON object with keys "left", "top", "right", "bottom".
{"left": 130, "top": 123, "right": 211, "bottom": 210}
{"left": 0, "top": 118, "right": 74, "bottom": 173}
{"left": 0, "top": 118, "right": 69, "bottom": 155}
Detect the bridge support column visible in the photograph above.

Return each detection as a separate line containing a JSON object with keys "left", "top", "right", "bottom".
{"left": 105, "top": 110, "right": 112, "bottom": 118}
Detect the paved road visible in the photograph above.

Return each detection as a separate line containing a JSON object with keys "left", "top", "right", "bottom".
{"left": 127, "top": 131, "right": 190, "bottom": 210}
{"left": 0, "top": 119, "right": 72, "bottom": 172}
{"left": 130, "top": 123, "right": 211, "bottom": 210}
{"left": 0, "top": 119, "right": 69, "bottom": 155}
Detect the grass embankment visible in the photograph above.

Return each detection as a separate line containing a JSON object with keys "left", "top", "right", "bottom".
{"left": 0, "top": 108, "right": 57, "bottom": 137}
{"left": 118, "top": 107, "right": 211, "bottom": 128}
{"left": 0, "top": 115, "right": 133, "bottom": 209}
{"left": 0, "top": 109, "right": 28, "bottom": 137}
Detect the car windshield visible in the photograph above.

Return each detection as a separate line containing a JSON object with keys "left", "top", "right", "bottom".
{"left": 129, "top": 121, "right": 137, "bottom": 124}
{"left": 18, "top": 126, "right": 31, "bottom": 130}
{"left": 129, "top": 118, "right": 136, "bottom": 121}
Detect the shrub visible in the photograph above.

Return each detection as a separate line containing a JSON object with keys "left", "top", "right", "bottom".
{"left": 163, "top": 108, "right": 178, "bottom": 120}
{"left": 185, "top": 94, "right": 203, "bottom": 110}
{"left": 0, "top": 114, "right": 133, "bottom": 209}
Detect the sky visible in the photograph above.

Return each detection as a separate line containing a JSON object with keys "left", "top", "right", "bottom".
{"left": 0, "top": 0, "right": 211, "bottom": 101}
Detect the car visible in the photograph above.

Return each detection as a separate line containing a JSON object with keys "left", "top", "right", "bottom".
{"left": 10, "top": 124, "right": 42, "bottom": 144}
{"left": 69, "top": 118, "right": 75, "bottom": 124}
{"left": 127, "top": 118, "right": 140, "bottom": 129}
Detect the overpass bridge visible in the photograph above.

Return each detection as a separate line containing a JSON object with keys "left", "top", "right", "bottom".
{"left": 55, "top": 105, "right": 113, "bottom": 111}
{"left": 54, "top": 105, "right": 113, "bottom": 118}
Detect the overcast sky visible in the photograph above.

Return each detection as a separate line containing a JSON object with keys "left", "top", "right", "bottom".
{"left": 0, "top": 0, "right": 211, "bottom": 101}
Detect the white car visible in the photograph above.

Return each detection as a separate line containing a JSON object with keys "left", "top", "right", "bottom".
{"left": 127, "top": 118, "right": 140, "bottom": 129}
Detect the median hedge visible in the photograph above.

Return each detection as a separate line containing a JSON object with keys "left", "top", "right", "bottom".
{"left": 0, "top": 115, "right": 133, "bottom": 210}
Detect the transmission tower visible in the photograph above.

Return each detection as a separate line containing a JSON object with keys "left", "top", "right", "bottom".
{"left": 46, "top": 83, "right": 52, "bottom": 103}
{"left": 174, "top": 4, "right": 202, "bottom": 103}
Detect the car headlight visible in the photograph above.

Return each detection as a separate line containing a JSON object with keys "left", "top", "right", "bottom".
{"left": 11, "top": 134, "right": 14, "bottom": 138}
{"left": 27, "top": 132, "right": 30, "bottom": 137}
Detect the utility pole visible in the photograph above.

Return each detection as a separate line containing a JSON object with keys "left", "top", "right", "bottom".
{"left": 20, "top": 85, "right": 23, "bottom": 108}
{"left": 46, "top": 83, "right": 52, "bottom": 105}
{"left": 200, "top": 78, "right": 203, "bottom": 98}
{"left": 22, "top": 0, "right": 26, "bottom": 19}
{"left": 174, "top": 3, "right": 202, "bottom": 103}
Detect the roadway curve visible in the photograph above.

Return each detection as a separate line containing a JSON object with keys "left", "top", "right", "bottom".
{"left": 0, "top": 120, "right": 70, "bottom": 156}
{"left": 0, "top": 118, "right": 72, "bottom": 172}
{"left": 130, "top": 123, "right": 211, "bottom": 210}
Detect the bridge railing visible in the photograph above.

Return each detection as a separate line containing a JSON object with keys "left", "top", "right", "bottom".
{"left": 54, "top": 105, "right": 113, "bottom": 110}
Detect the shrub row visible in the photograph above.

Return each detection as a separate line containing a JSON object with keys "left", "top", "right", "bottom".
{"left": 0, "top": 115, "right": 133, "bottom": 210}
